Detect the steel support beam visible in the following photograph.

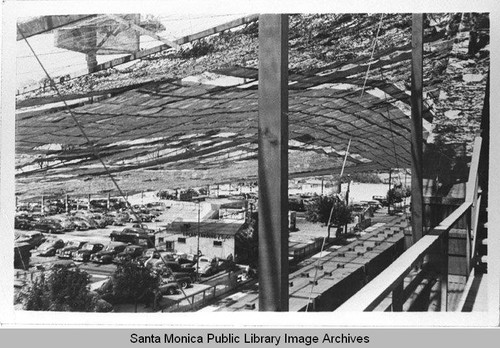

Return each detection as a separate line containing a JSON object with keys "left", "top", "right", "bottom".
{"left": 16, "top": 15, "right": 95, "bottom": 41}
{"left": 65, "top": 194, "right": 69, "bottom": 214}
{"left": 388, "top": 168, "right": 392, "bottom": 215}
{"left": 410, "top": 14, "right": 424, "bottom": 245}
{"left": 107, "top": 14, "right": 180, "bottom": 50}
{"left": 258, "top": 14, "right": 289, "bottom": 311}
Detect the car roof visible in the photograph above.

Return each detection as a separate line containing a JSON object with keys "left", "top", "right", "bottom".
{"left": 21, "top": 231, "right": 44, "bottom": 237}
{"left": 107, "top": 241, "right": 127, "bottom": 247}
{"left": 41, "top": 238, "right": 63, "bottom": 244}
{"left": 126, "top": 245, "right": 143, "bottom": 249}
{"left": 50, "top": 260, "right": 77, "bottom": 267}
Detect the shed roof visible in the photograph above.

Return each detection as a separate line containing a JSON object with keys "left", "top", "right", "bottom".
{"left": 164, "top": 220, "right": 244, "bottom": 237}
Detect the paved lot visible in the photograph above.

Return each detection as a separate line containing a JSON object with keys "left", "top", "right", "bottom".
{"left": 17, "top": 209, "right": 172, "bottom": 282}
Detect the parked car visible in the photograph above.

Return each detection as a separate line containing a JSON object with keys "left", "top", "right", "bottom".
{"left": 128, "top": 213, "right": 153, "bottom": 223}
{"left": 158, "top": 274, "right": 192, "bottom": 294}
{"left": 110, "top": 227, "right": 155, "bottom": 247}
{"left": 174, "top": 253, "right": 198, "bottom": 268}
{"left": 85, "top": 217, "right": 99, "bottom": 229}
{"left": 112, "top": 213, "right": 129, "bottom": 226}
{"left": 131, "top": 223, "right": 154, "bottom": 232}
{"left": 14, "top": 216, "right": 31, "bottom": 230}
{"left": 72, "top": 242, "right": 105, "bottom": 262}
{"left": 56, "top": 240, "right": 88, "bottom": 259}
{"left": 68, "top": 216, "right": 91, "bottom": 231}
{"left": 143, "top": 250, "right": 175, "bottom": 268}
{"left": 36, "top": 238, "right": 65, "bottom": 257}
{"left": 153, "top": 260, "right": 196, "bottom": 283}
{"left": 102, "top": 213, "right": 116, "bottom": 226}
{"left": 47, "top": 260, "right": 79, "bottom": 270}
{"left": 90, "top": 242, "right": 128, "bottom": 264}
{"left": 372, "top": 195, "right": 389, "bottom": 207}
{"left": 197, "top": 256, "right": 221, "bottom": 277}
{"left": 158, "top": 278, "right": 181, "bottom": 295}
{"left": 366, "top": 200, "right": 382, "bottom": 210}
{"left": 32, "top": 219, "right": 64, "bottom": 234}
{"left": 15, "top": 231, "right": 46, "bottom": 249}
{"left": 55, "top": 217, "right": 77, "bottom": 232}
{"left": 73, "top": 214, "right": 98, "bottom": 229}
{"left": 137, "top": 248, "right": 165, "bottom": 264}
{"left": 139, "top": 209, "right": 157, "bottom": 221}
{"left": 113, "top": 245, "right": 146, "bottom": 264}
{"left": 90, "top": 214, "right": 108, "bottom": 228}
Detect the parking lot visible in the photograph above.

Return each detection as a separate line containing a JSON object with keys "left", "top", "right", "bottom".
{"left": 14, "top": 204, "right": 245, "bottom": 311}
{"left": 16, "top": 206, "right": 172, "bottom": 280}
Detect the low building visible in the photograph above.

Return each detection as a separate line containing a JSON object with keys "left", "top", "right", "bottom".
{"left": 156, "top": 221, "right": 247, "bottom": 262}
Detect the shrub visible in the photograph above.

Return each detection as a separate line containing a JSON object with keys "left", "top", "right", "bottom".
{"left": 17, "top": 266, "right": 98, "bottom": 312}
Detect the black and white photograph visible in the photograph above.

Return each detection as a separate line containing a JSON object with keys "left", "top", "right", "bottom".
{"left": 1, "top": 0, "right": 498, "bottom": 329}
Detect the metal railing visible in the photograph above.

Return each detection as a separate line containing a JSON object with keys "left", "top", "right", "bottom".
{"left": 336, "top": 136, "right": 483, "bottom": 312}
{"left": 161, "top": 270, "right": 247, "bottom": 312}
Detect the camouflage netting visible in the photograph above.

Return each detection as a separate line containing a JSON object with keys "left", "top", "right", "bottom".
{"left": 15, "top": 13, "right": 489, "bottom": 197}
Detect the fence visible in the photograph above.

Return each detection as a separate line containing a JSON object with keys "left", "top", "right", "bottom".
{"left": 336, "top": 137, "right": 483, "bottom": 312}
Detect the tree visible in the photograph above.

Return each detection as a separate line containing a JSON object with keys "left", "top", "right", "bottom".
{"left": 387, "top": 184, "right": 410, "bottom": 205}
{"left": 236, "top": 211, "right": 258, "bottom": 267}
{"left": 305, "top": 195, "right": 353, "bottom": 239}
{"left": 17, "top": 266, "right": 98, "bottom": 312}
{"left": 107, "top": 260, "right": 160, "bottom": 312}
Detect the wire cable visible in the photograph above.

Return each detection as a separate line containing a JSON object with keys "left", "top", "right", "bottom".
{"left": 18, "top": 24, "right": 193, "bottom": 308}
{"left": 305, "top": 137, "right": 351, "bottom": 312}
{"left": 360, "top": 14, "right": 385, "bottom": 99}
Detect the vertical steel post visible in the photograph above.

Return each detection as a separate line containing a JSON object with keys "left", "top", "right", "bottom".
{"left": 411, "top": 14, "right": 424, "bottom": 245}
{"left": 345, "top": 177, "right": 350, "bottom": 233}
{"left": 388, "top": 168, "right": 392, "bottom": 215}
{"left": 392, "top": 281, "right": 404, "bottom": 311}
{"left": 440, "top": 232, "right": 449, "bottom": 311}
{"left": 196, "top": 201, "right": 201, "bottom": 281}
{"left": 258, "top": 14, "right": 289, "bottom": 311}
{"left": 65, "top": 194, "right": 69, "bottom": 214}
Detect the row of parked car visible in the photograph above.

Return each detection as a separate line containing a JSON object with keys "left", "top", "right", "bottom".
{"left": 29, "top": 233, "right": 198, "bottom": 281}
{"left": 14, "top": 207, "right": 163, "bottom": 234}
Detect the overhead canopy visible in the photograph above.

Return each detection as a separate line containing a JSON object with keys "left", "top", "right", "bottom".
{"left": 15, "top": 13, "right": 489, "bottom": 197}
{"left": 16, "top": 70, "right": 412, "bottom": 179}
